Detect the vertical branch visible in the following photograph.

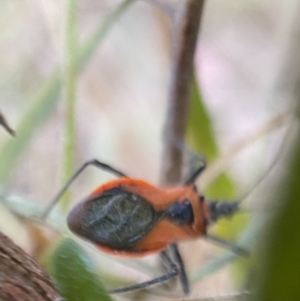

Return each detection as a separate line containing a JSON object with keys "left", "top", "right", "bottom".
{"left": 160, "top": 0, "right": 206, "bottom": 186}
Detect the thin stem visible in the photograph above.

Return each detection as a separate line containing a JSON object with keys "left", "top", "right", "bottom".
{"left": 61, "top": 0, "right": 78, "bottom": 210}
{"left": 160, "top": 0, "right": 206, "bottom": 186}
{"left": 78, "top": 0, "right": 136, "bottom": 71}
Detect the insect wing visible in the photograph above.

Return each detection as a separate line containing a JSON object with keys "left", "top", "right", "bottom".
{"left": 67, "top": 187, "right": 163, "bottom": 250}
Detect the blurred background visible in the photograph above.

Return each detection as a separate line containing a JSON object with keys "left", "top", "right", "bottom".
{"left": 0, "top": 0, "right": 299, "bottom": 300}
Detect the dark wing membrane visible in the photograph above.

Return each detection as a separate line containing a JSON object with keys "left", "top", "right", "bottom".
{"left": 67, "top": 187, "right": 163, "bottom": 250}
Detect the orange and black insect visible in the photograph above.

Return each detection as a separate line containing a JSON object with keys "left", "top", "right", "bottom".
{"left": 43, "top": 159, "right": 243, "bottom": 294}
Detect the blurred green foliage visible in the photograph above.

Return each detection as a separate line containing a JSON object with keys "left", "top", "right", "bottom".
{"left": 187, "top": 73, "right": 250, "bottom": 284}
{"left": 187, "top": 74, "right": 236, "bottom": 199}
{"left": 49, "top": 239, "right": 113, "bottom": 301}
{"left": 249, "top": 120, "right": 300, "bottom": 301}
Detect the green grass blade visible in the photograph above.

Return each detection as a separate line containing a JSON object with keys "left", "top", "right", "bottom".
{"left": 0, "top": 72, "right": 61, "bottom": 182}
{"left": 60, "top": 0, "right": 78, "bottom": 210}
{"left": 77, "top": 0, "right": 136, "bottom": 71}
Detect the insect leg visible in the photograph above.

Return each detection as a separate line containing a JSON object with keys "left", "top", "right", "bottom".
{"left": 183, "top": 154, "right": 206, "bottom": 185}
{"left": 169, "top": 243, "right": 189, "bottom": 294}
{"left": 109, "top": 250, "right": 178, "bottom": 294}
{"left": 205, "top": 234, "right": 249, "bottom": 256}
{"left": 41, "top": 159, "right": 127, "bottom": 219}
{"left": 163, "top": 136, "right": 207, "bottom": 186}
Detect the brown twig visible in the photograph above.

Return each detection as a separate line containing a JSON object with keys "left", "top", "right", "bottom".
{"left": 0, "top": 232, "right": 61, "bottom": 301}
{"left": 160, "top": 0, "right": 206, "bottom": 186}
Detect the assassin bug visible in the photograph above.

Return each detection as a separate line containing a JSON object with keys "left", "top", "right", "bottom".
{"left": 42, "top": 158, "right": 245, "bottom": 295}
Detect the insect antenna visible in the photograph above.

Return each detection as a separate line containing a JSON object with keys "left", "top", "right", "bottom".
{"left": 207, "top": 127, "right": 291, "bottom": 223}
{"left": 201, "top": 128, "right": 293, "bottom": 256}
{"left": 205, "top": 234, "right": 250, "bottom": 256}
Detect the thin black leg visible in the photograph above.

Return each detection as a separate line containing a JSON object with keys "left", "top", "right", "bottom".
{"left": 41, "top": 159, "right": 127, "bottom": 219}
{"left": 183, "top": 154, "right": 206, "bottom": 185}
{"left": 170, "top": 243, "right": 189, "bottom": 294}
{"left": 161, "top": 137, "right": 207, "bottom": 186}
{"left": 205, "top": 234, "right": 249, "bottom": 256}
{"left": 108, "top": 251, "right": 178, "bottom": 294}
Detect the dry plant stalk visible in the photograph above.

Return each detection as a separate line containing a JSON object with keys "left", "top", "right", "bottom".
{"left": 0, "top": 232, "right": 61, "bottom": 301}
{"left": 161, "top": 0, "right": 205, "bottom": 185}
